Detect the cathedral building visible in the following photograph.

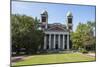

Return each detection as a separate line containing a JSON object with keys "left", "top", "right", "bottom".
{"left": 39, "top": 10, "right": 73, "bottom": 51}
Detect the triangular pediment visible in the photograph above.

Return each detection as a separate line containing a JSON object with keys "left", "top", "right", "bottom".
{"left": 47, "top": 26, "right": 66, "bottom": 32}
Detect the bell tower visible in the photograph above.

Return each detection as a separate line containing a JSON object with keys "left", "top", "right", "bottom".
{"left": 41, "top": 10, "right": 48, "bottom": 30}
{"left": 66, "top": 11, "right": 73, "bottom": 49}
{"left": 66, "top": 11, "right": 73, "bottom": 32}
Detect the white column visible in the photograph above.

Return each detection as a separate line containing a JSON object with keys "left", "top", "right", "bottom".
{"left": 44, "top": 35, "right": 47, "bottom": 50}
{"left": 58, "top": 34, "right": 60, "bottom": 49}
{"left": 67, "top": 34, "right": 69, "bottom": 50}
{"left": 49, "top": 34, "right": 51, "bottom": 49}
{"left": 62, "top": 34, "right": 65, "bottom": 49}
{"left": 53, "top": 34, "right": 56, "bottom": 49}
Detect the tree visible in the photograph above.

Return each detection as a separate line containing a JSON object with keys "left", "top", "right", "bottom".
{"left": 33, "top": 17, "right": 40, "bottom": 30}
{"left": 86, "top": 21, "right": 96, "bottom": 50}
{"left": 71, "top": 32, "right": 82, "bottom": 50}
{"left": 11, "top": 14, "right": 44, "bottom": 55}
{"left": 71, "top": 21, "right": 96, "bottom": 51}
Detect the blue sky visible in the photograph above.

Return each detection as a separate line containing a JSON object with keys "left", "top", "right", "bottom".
{"left": 12, "top": 1, "right": 95, "bottom": 31}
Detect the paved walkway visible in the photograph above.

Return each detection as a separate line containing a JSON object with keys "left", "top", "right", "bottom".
{"left": 86, "top": 53, "right": 95, "bottom": 57}
{"left": 11, "top": 56, "right": 26, "bottom": 62}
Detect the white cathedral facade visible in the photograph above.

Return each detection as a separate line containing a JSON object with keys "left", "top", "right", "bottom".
{"left": 39, "top": 10, "right": 73, "bottom": 51}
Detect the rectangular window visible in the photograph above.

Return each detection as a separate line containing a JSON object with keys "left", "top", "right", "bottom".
{"left": 42, "top": 17, "right": 46, "bottom": 22}
{"left": 68, "top": 18, "right": 72, "bottom": 23}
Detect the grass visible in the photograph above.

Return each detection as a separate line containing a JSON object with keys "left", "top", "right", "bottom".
{"left": 12, "top": 53, "right": 95, "bottom": 66}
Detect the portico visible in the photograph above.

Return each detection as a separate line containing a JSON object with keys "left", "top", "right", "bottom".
{"left": 44, "top": 32, "right": 69, "bottom": 50}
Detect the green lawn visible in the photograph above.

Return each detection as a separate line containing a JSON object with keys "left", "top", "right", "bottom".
{"left": 12, "top": 53, "right": 95, "bottom": 66}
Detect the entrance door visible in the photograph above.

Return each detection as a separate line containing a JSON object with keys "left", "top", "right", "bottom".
{"left": 55, "top": 44, "right": 58, "bottom": 49}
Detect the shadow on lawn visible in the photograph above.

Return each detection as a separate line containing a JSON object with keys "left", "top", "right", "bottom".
{"left": 12, "top": 50, "right": 75, "bottom": 57}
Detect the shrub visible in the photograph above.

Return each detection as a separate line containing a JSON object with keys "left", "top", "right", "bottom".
{"left": 79, "top": 48, "right": 88, "bottom": 54}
